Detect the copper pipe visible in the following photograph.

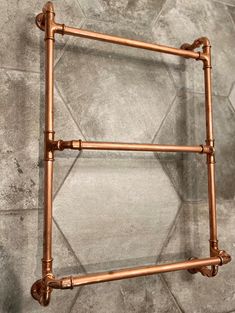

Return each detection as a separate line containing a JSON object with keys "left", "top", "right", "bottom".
{"left": 203, "top": 43, "right": 219, "bottom": 259}
{"left": 36, "top": 4, "right": 201, "bottom": 60}
{"left": 56, "top": 25, "right": 201, "bottom": 60}
{"left": 48, "top": 256, "right": 224, "bottom": 289}
{"left": 52, "top": 139, "right": 213, "bottom": 154}
{"left": 33, "top": 1, "right": 56, "bottom": 306}
{"left": 31, "top": 2, "right": 231, "bottom": 307}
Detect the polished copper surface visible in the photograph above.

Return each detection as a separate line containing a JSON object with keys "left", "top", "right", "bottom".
{"left": 52, "top": 139, "right": 213, "bottom": 154}
{"left": 47, "top": 254, "right": 230, "bottom": 289}
{"left": 31, "top": 1, "right": 231, "bottom": 306}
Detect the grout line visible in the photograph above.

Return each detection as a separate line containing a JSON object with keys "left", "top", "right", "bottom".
{"left": 159, "top": 274, "right": 184, "bottom": 313}
{"left": 227, "top": 97, "right": 235, "bottom": 114}
{"left": 0, "top": 208, "right": 40, "bottom": 214}
{"left": 54, "top": 36, "right": 74, "bottom": 69}
{"left": 164, "top": 82, "right": 229, "bottom": 98}
{"left": 53, "top": 153, "right": 80, "bottom": 200}
{"left": 151, "top": 92, "right": 177, "bottom": 144}
{"left": 0, "top": 66, "right": 40, "bottom": 74}
{"left": 162, "top": 59, "right": 178, "bottom": 91}
{"left": 224, "top": 3, "right": 235, "bottom": 27}
{"left": 75, "top": 0, "right": 86, "bottom": 18}
{"left": 54, "top": 19, "right": 85, "bottom": 69}
{"left": 155, "top": 204, "right": 183, "bottom": 263}
{"left": 55, "top": 82, "right": 87, "bottom": 141}
{"left": 53, "top": 217, "right": 87, "bottom": 274}
{"left": 68, "top": 287, "right": 83, "bottom": 313}
{"left": 228, "top": 80, "right": 234, "bottom": 97}
{"left": 150, "top": 0, "right": 168, "bottom": 29}
{"left": 158, "top": 157, "right": 184, "bottom": 202}
{"left": 214, "top": 0, "right": 235, "bottom": 7}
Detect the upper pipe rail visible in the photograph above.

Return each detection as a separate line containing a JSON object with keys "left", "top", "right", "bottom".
{"left": 36, "top": 3, "right": 203, "bottom": 61}
{"left": 51, "top": 139, "right": 213, "bottom": 154}
{"left": 57, "top": 25, "right": 201, "bottom": 60}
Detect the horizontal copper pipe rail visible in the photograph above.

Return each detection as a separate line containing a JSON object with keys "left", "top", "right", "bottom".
{"left": 48, "top": 255, "right": 230, "bottom": 289}
{"left": 52, "top": 139, "right": 213, "bottom": 154}
{"left": 57, "top": 26, "right": 201, "bottom": 60}
{"left": 31, "top": 1, "right": 231, "bottom": 307}
{"left": 36, "top": 6, "right": 202, "bottom": 60}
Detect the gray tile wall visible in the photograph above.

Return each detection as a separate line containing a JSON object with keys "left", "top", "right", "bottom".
{"left": 1, "top": 1, "right": 235, "bottom": 312}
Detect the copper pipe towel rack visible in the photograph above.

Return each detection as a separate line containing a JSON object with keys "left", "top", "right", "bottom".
{"left": 31, "top": 2, "right": 231, "bottom": 306}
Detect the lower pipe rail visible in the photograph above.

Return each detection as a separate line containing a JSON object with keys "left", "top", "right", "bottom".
{"left": 31, "top": 252, "right": 231, "bottom": 305}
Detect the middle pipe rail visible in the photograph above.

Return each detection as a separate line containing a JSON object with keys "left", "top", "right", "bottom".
{"left": 51, "top": 140, "right": 213, "bottom": 154}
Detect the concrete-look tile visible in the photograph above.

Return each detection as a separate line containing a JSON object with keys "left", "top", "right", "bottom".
{"left": 71, "top": 276, "right": 181, "bottom": 313}
{"left": 0, "top": 0, "right": 84, "bottom": 71}
{"left": 0, "top": 210, "right": 79, "bottom": 313}
{"left": 77, "top": 0, "right": 166, "bottom": 27}
{"left": 159, "top": 201, "right": 235, "bottom": 313}
{"left": 55, "top": 19, "right": 176, "bottom": 143}
{"left": 0, "top": 70, "right": 40, "bottom": 210}
{"left": 154, "top": 91, "right": 235, "bottom": 201}
{"left": 53, "top": 157, "right": 181, "bottom": 269}
{"left": 152, "top": 0, "right": 235, "bottom": 96}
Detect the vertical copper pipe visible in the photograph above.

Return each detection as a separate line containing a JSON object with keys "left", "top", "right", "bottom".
{"left": 43, "top": 32, "right": 54, "bottom": 276}
{"left": 203, "top": 42, "right": 218, "bottom": 254}
{"left": 41, "top": 2, "right": 55, "bottom": 305}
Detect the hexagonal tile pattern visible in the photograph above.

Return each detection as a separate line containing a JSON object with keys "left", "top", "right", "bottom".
{"left": 55, "top": 19, "right": 176, "bottom": 143}
{"left": 159, "top": 201, "right": 235, "bottom": 313}
{"left": 0, "top": 210, "right": 79, "bottom": 313}
{"left": 71, "top": 276, "right": 181, "bottom": 313}
{"left": 0, "top": 0, "right": 84, "bottom": 72}
{"left": 53, "top": 157, "right": 181, "bottom": 269}
{"left": 152, "top": 0, "right": 235, "bottom": 96}
{"left": 77, "top": 0, "right": 166, "bottom": 27}
{"left": 154, "top": 91, "right": 235, "bottom": 201}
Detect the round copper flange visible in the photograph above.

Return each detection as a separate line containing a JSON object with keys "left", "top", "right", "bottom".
{"left": 35, "top": 13, "right": 45, "bottom": 31}
{"left": 31, "top": 279, "right": 42, "bottom": 302}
